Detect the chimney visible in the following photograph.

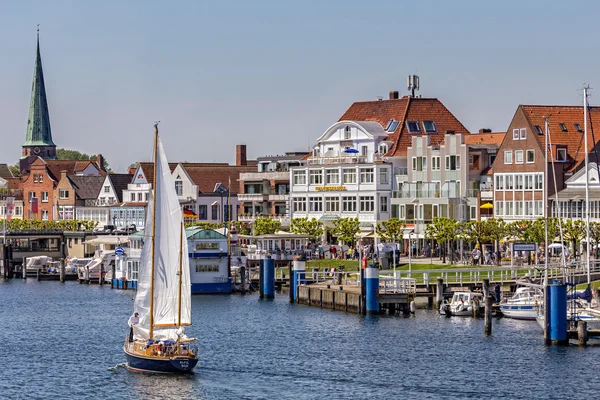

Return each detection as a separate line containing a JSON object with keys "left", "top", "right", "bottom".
{"left": 478, "top": 128, "right": 492, "bottom": 134}
{"left": 236, "top": 144, "right": 247, "bottom": 166}
{"left": 389, "top": 91, "right": 400, "bottom": 100}
{"left": 95, "top": 154, "right": 105, "bottom": 170}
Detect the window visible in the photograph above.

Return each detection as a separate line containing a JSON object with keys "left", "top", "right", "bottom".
{"left": 432, "top": 156, "right": 441, "bottom": 170}
{"left": 379, "top": 143, "right": 388, "bottom": 154}
{"left": 575, "top": 123, "right": 583, "bottom": 132}
{"left": 360, "top": 168, "right": 374, "bottom": 183}
{"left": 127, "top": 261, "right": 139, "bottom": 281}
{"left": 557, "top": 148, "right": 567, "bottom": 162}
{"left": 33, "top": 174, "right": 39, "bottom": 183}
{"left": 516, "top": 175, "right": 524, "bottom": 190}
{"left": 423, "top": 120, "right": 437, "bottom": 133}
{"left": 325, "top": 169, "right": 339, "bottom": 184}
{"left": 559, "top": 123, "right": 567, "bottom": 132}
{"left": 198, "top": 205, "right": 207, "bottom": 220}
{"left": 104, "top": 186, "right": 110, "bottom": 193}
{"left": 344, "top": 126, "right": 351, "bottom": 139}
{"left": 41, "top": 191, "right": 48, "bottom": 202}
{"left": 342, "top": 196, "right": 356, "bottom": 212}
{"left": 325, "top": 197, "right": 339, "bottom": 212}
{"left": 515, "top": 201, "right": 523, "bottom": 216}
{"left": 293, "top": 170, "right": 306, "bottom": 185}
{"left": 342, "top": 168, "right": 356, "bottom": 184}
{"left": 361, "top": 146, "right": 368, "bottom": 156}
{"left": 385, "top": 119, "right": 399, "bottom": 132}
{"left": 41, "top": 210, "right": 48, "bottom": 220}
{"left": 308, "top": 197, "right": 322, "bottom": 212}
{"left": 379, "top": 168, "right": 388, "bottom": 184}
{"left": 515, "top": 150, "right": 523, "bottom": 164}
{"left": 489, "top": 154, "right": 496, "bottom": 165}
{"left": 496, "top": 201, "right": 504, "bottom": 216}
{"left": 29, "top": 191, "right": 36, "bottom": 201}
{"left": 534, "top": 125, "right": 543, "bottom": 135}
{"left": 406, "top": 121, "right": 420, "bottom": 133}
{"left": 145, "top": 193, "right": 149, "bottom": 202}
{"left": 525, "top": 174, "right": 533, "bottom": 190}
{"left": 211, "top": 204, "right": 218, "bottom": 220}
{"left": 513, "top": 129, "right": 519, "bottom": 140}
{"left": 534, "top": 174, "right": 543, "bottom": 190}
{"left": 505, "top": 201, "right": 513, "bottom": 216}
{"left": 59, "top": 205, "right": 74, "bottom": 220}
{"left": 380, "top": 196, "right": 388, "bottom": 213}
{"left": 137, "top": 193, "right": 142, "bottom": 201}
{"left": 445, "top": 155, "right": 460, "bottom": 170}
{"left": 535, "top": 200, "right": 544, "bottom": 216}
{"left": 413, "top": 157, "right": 426, "bottom": 172}
{"left": 175, "top": 180, "right": 183, "bottom": 196}
{"left": 504, "top": 151, "right": 512, "bottom": 164}
{"left": 130, "top": 193, "right": 135, "bottom": 202}
{"left": 309, "top": 170, "right": 323, "bottom": 185}
{"left": 15, "top": 206, "right": 22, "bottom": 216}
{"left": 525, "top": 201, "right": 534, "bottom": 216}
{"left": 506, "top": 175, "right": 514, "bottom": 190}
{"left": 59, "top": 189, "right": 69, "bottom": 199}
{"left": 359, "top": 196, "right": 375, "bottom": 212}
{"left": 495, "top": 175, "right": 504, "bottom": 190}
{"left": 520, "top": 128, "right": 526, "bottom": 139}
{"left": 526, "top": 150, "right": 535, "bottom": 163}
{"left": 293, "top": 198, "right": 306, "bottom": 212}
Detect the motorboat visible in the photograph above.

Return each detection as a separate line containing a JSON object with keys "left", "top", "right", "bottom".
{"left": 440, "top": 291, "right": 483, "bottom": 316}
{"left": 500, "top": 286, "right": 542, "bottom": 321}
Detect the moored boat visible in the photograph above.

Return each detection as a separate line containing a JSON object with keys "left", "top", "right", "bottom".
{"left": 440, "top": 291, "right": 483, "bottom": 316}
{"left": 500, "top": 286, "right": 542, "bottom": 321}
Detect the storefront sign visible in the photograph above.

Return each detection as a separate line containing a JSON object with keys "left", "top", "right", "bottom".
{"left": 315, "top": 186, "right": 346, "bottom": 191}
{"left": 195, "top": 242, "right": 219, "bottom": 250}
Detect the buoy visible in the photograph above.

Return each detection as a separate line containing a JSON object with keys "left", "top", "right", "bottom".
{"left": 410, "top": 301, "right": 416, "bottom": 314}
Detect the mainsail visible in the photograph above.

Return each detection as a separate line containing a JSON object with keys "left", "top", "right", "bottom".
{"left": 133, "top": 136, "right": 191, "bottom": 341}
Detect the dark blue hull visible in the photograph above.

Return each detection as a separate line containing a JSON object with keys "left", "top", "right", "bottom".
{"left": 124, "top": 349, "right": 198, "bottom": 373}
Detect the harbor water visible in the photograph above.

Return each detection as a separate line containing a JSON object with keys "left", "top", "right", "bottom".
{"left": 1, "top": 280, "right": 599, "bottom": 399}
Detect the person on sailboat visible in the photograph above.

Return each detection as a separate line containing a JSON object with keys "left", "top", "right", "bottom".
{"left": 127, "top": 312, "right": 139, "bottom": 342}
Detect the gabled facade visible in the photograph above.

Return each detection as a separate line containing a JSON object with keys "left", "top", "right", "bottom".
{"left": 551, "top": 162, "right": 600, "bottom": 221}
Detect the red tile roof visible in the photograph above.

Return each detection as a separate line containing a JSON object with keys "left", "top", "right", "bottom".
{"left": 185, "top": 165, "right": 256, "bottom": 195}
{"left": 463, "top": 132, "right": 506, "bottom": 146}
{"left": 520, "top": 105, "right": 600, "bottom": 171}
{"left": 338, "top": 96, "right": 470, "bottom": 156}
{"left": 44, "top": 159, "right": 105, "bottom": 181}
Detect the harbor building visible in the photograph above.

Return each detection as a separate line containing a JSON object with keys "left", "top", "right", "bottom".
{"left": 491, "top": 105, "right": 600, "bottom": 221}
{"left": 238, "top": 150, "right": 308, "bottom": 228}
{"left": 551, "top": 162, "right": 600, "bottom": 220}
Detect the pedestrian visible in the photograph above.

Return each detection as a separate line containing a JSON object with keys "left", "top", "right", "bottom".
{"left": 128, "top": 312, "right": 139, "bottom": 343}
{"left": 331, "top": 245, "right": 337, "bottom": 259}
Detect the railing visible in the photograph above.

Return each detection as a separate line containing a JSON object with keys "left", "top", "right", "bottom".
{"left": 395, "top": 262, "right": 600, "bottom": 286}
{"left": 307, "top": 155, "right": 369, "bottom": 165}
{"left": 379, "top": 277, "right": 417, "bottom": 294}
{"left": 84, "top": 199, "right": 119, "bottom": 207}
{"left": 392, "top": 189, "right": 478, "bottom": 199}
{"left": 237, "top": 193, "right": 268, "bottom": 202}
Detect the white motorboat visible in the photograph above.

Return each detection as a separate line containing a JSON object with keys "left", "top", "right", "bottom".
{"left": 500, "top": 286, "right": 542, "bottom": 321}
{"left": 440, "top": 291, "right": 483, "bottom": 316}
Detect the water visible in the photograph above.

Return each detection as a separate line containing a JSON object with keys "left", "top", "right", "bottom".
{"left": 1, "top": 280, "right": 598, "bottom": 400}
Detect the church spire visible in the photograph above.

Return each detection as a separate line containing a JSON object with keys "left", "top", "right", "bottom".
{"left": 22, "top": 26, "right": 56, "bottom": 159}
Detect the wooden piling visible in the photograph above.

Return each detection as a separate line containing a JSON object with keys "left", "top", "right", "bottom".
{"left": 111, "top": 264, "right": 116, "bottom": 288}
{"left": 99, "top": 262, "right": 104, "bottom": 286}
{"left": 259, "top": 262, "right": 264, "bottom": 299}
{"left": 37, "top": 268, "right": 41, "bottom": 281}
{"left": 240, "top": 266, "right": 246, "bottom": 294}
{"left": 288, "top": 263, "right": 294, "bottom": 303}
{"left": 436, "top": 278, "right": 444, "bottom": 309}
{"left": 482, "top": 278, "right": 490, "bottom": 299}
{"left": 578, "top": 321, "right": 588, "bottom": 346}
{"left": 86, "top": 266, "right": 90, "bottom": 284}
{"left": 59, "top": 261, "right": 65, "bottom": 283}
{"left": 484, "top": 295, "right": 493, "bottom": 336}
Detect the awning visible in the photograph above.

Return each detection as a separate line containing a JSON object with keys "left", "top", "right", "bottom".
{"left": 84, "top": 236, "right": 130, "bottom": 245}
{"left": 480, "top": 203, "right": 494, "bottom": 209}
{"left": 358, "top": 231, "right": 374, "bottom": 238}
{"left": 319, "top": 215, "right": 339, "bottom": 222}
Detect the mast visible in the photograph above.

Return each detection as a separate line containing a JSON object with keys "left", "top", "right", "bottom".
{"left": 178, "top": 206, "right": 184, "bottom": 327}
{"left": 584, "top": 86, "right": 591, "bottom": 284}
{"left": 543, "top": 116, "right": 550, "bottom": 344}
{"left": 149, "top": 124, "right": 159, "bottom": 339}
{"left": 227, "top": 176, "right": 231, "bottom": 279}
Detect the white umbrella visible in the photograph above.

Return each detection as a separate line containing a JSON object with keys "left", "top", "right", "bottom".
{"left": 548, "top": 243, "right": 564, "bottom": 249}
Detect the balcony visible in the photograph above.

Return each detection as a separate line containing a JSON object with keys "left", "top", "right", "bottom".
{"left": 269, "top": 194, "right": 289, "bottom": 201}
{"left": 307, "top": 155, "right": 370, "bottom": 166}
{"left": 480, "top": 188, "right": 493, "bottom": 200}
{"left": 237, "top": 193, "right": 268, "bottom": 202}
{"left": 85, "top": 198, "right": 119, "bottom": 207}
{"left": 239, "top": 171, "right": 289, "bottom": 181}
{"left": 394, "top": 167, "right": 408, "bottom": 177}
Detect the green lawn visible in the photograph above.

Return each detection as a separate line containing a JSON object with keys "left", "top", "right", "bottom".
{"left": 575, "top": 280, "right": 600, "bottom": 290}
{"left": 306, "top": 260, "right": 360, "bottom": 271}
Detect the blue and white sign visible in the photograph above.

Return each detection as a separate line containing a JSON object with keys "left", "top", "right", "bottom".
{"left": 115, "top": 246, "right": 125, "bottom": 256}
{"left": 513, "top": 243, "right": 536, "bottom": 252}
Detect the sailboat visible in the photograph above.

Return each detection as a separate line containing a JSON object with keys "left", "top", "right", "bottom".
{"left": 123, "top": 124, "right": 198, "bottom": 373}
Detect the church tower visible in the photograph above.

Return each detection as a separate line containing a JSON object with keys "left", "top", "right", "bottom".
{"left": 22, "top": 29, "right": 56, "bottom": 159}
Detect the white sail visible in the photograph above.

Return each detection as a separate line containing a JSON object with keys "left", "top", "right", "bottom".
{"left": 133, "top": 136, "right": 192, "bottom": 341}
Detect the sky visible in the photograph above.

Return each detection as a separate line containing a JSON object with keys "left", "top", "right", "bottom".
{"left": 1, "top": 0, "right": 600, "bottom": 172}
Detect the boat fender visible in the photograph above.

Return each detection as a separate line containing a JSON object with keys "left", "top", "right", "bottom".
{"left": 410, "top": 301, "right": 416, "bottom": 314}
{"left": 467, "top": 306, "right": 473, "bottom": 312}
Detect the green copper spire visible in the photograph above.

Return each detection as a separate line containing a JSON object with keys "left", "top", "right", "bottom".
{"left": 23, "top": 29, "right": 55, "bottom": 148}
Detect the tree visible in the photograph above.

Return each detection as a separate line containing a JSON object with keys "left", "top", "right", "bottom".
{"left": 424, "top": 217, "right": 460, "bottom": 264}
{"left": 8, "top": 162, "right": 20, "bottom": 178}
{"left": 459, "top": 220, "right": 487, "bottom": 248}
{"left": 290, "top": 218, "right": 323, "bottom": 243}
{"left": 482, "top": 218, "right": 509, "bottom": 265}
{"left": 376, "top": 218, "right": 405, "bottom": 243}
{"left": 56, "top": 148, "right": 110, "bottom": 171}
{"left": 562, "top": 219, "right": 585, "bottom": 258}
{"left": 331, "top": 217, "right": 360, "bottom": 246}
{"left": 253, "top": 217, "right": 281, "bottom": 236}
{"left": 589, "top": 222, "right": 600, "bottom": 259}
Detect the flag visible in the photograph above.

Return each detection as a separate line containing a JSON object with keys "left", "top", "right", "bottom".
{"left": 183, "top": 208, "right": 197, "bottom": 218}
{"left": 31, "top": 197, "right": 38, "bottom": 214}
{"left": 6, "top": 197, "right": 14, "bottom": 221}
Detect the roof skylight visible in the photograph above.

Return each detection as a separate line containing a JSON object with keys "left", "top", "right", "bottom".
{"left": 423, "top": 120, "right": 437, "bottom": 134}
{"left": 406, "top": 121, "right": 420, "bottom": 133}
{"left": 534, "top": 125, "right": 543, "bottom": 135}
{"left": 559, "top": 123, "right": 567, "bottom": 132}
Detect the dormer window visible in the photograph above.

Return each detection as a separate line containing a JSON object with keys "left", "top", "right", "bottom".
{"left": 534, "top": 125, "right": 543, "bottom": 135}
{"left": 385, "top": 119, "right": 399, "bottom": 132}
{"left": 344, "top": 126, "right": 351, "bottom": 140}
{"left": 313, "top": 147, "right": 320, "bottom": 157}
{"left": 559, "top": 123, "right": 567, "bottom": 132}
{"left": 556, "top": 148, "right": 567, "bottom": 162}
{"left": 574, "top": 123, "right": 583, "bottom": 132}
{"left": 175, "top": 180, "right": 183, "bottom": 196}
{"left": 379, "top": 143, "right": 388, "bottom": 154}
{"left": 423, "top": 120, "right": 437, "bottom": 134}
{"left": 406, "top": 121, "right": 420, "bottom": 133}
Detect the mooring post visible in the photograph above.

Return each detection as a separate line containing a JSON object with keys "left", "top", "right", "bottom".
{"left": 365, "top": 264, "right": 379, "bottom": 315}
{"left": 292, "top": 256, "right": 306, "bottom": 302}
{"left": 99, "top": 262, "right": 104, "bottom": 286}
{"left": 111, "top": 263, "right": 116, "bottom": 288}
{"left": 549, "top": 280, "right": 568, "bottom": 345}
{"left": 360, "top": 268, "right": 366, "bottom": 315}
{"left": 37, "top": 268, "right": 41, "bottom": 281}
{"left": 578, "top": 320, "right": 588, "bottom": 346}
{"left": 288, "top": 261, "right": 294, "bottom": 303}
{"left": 436, "top": 278, "right": 444, "bottom": 309}
{"left": 259, "top": 259, "right": 265, "bottom": 300}
{"left": 60, "top": 260, "right": 65, "bottom": 283}
{"left": 240, "top": 266, "right": 246, "bottom": 295}
{"left": 483, "top": 278, "right": 490, "bottom": 299}
{"left": 264, "top": 256, "right": 275, "bottom": 299}
{"left": 427, "top": 294, "right": 433, "bottom": 310}
{"left": 485, "top": 295, "right": 493, "bottom": 336}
